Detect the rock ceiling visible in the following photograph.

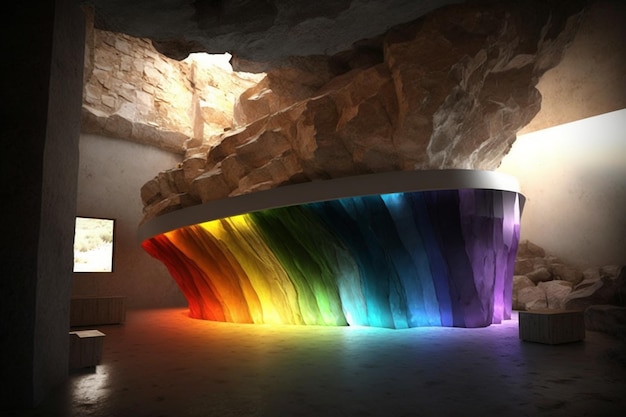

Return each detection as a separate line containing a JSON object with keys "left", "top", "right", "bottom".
{"left": 80, "top": 0, "right": 589, "bottom": 221}
{"left": 85, "top": 0, "right": 463, "bottom": 69}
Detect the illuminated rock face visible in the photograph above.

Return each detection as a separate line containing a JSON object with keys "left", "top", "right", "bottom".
{"left": 142, "top": 187, "right": 522, "bottom": 329}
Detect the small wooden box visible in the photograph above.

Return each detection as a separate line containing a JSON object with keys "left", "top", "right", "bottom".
{"left": 519, "top": 310, "right": 585, "bottom": 344}
{"left": 69, "top": 330, "right": 106, "bottom": 369}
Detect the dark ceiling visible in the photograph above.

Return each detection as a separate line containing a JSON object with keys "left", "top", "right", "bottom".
{"left": 83, "top": 0, "right": 463, "bottom": 65}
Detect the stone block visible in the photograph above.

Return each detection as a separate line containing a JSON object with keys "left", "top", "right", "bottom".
{"left": 518, "top": 286, "right": 547, "bottom": 310}
{"left": 191, "top": 168, "right": 232, "bottom": 202}
{"left": 537, "top": 280, "right": 573, "bottom": 310}
{"left": 182, "top": 155, "right": 208, "bottom": 183}
{"left": 526, "top": 267, "right": 552, "bottom": 284}
{"left": 141, "top": 178, "right": 162, "bottom": 206}
{"left": 512, "top": 275, "right": 535, "bottom": 310}
{"left": 550, "top": 263, "right": 584, "bottom": 285}
{"left": 519, "top": 310, "right": 585, "bottom": 344}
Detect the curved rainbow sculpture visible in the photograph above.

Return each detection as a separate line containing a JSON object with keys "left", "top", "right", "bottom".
{"left": 139, "top": 170, "right": 524, "bottom": 328}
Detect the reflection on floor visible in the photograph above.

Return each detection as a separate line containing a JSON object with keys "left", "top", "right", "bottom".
{"left": 9, "top": 309, "right": 626, "bottom": 417}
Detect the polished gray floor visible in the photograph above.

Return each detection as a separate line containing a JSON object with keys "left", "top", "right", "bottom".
{"left": 10, "top": 309, "right": 626, "bottom": 417}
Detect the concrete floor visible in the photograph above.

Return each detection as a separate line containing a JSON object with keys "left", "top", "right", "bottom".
{"left": 9, "top": 309, "right": 626, "bottom": 417}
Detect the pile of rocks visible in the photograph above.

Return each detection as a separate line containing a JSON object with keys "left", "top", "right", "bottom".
{"left": 513, "top": 240, "right": 626, "bottom": 338}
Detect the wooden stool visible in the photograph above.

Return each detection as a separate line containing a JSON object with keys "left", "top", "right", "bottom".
{"left": 518, "top": 310, "right": 585, "bottom": 344}
{"left": 69, "top": 330, "right": 106, "bottom": 369}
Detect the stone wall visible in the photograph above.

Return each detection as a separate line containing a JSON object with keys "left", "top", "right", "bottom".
{"left": 81, "top": 12, "right": 262, "bottom": 153}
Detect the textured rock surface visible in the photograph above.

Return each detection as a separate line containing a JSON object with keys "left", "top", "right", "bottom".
{"left": 565, "top": 267, "right": 626, "bottom": 310}
{"left": 135, "top": 0, "right": 583, "bottom": 221}
{"left": 85, "top": 0, "right": 463, "bottom": 67}
{"left": 512, "top": 275, "right": 535, "bottom": 310}
{"left": 81, "top": 11, "right": 263, "bottom": 152}
{"left": 537, "top": 280, "right": 573, "bottom": 309}
{"left": 517, "top": 286, "right": 547, "bottom": 311}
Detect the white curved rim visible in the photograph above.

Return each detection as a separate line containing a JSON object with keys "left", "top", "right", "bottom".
{"left": 138, "top": 169, "right": 522, "bottom": 242}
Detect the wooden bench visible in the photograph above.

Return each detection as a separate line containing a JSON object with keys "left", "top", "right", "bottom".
{"left": 70, "top": 296, "right": 126, "bottom": 326}
{"left": 518, "top": 309, "right": 585, "bottom": 344}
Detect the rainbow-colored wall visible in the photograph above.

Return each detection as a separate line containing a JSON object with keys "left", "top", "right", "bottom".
{"left": 142, "top": 187, "right": 522, "bottom": 328}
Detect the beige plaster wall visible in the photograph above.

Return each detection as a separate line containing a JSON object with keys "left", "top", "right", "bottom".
{"left": 73, "top": 134, "right": 187, "bottom": 308}
{"left": 499, "top": 109, "right": 626, "bottom": 269}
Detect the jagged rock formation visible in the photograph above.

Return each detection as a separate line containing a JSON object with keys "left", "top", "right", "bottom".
{"left": 138, "top": 0, "right": 584, "bottom": 222}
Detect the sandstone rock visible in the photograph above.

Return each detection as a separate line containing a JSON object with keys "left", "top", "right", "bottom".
{"left": 565, "top": 279, "right": 607, "bottom": 311}
{"left": 140, "top": 178, "right": 161, "bottom": 207}
{"left": 564, "top": 268, "right": 626, "bottom": 310}
{"left": 517, "top": 240, "right": 547, "bottom": 258}
{"left": 601, "top": 265, "right": 623, "bottom": 280}
{"left": 141, "top": 194, "right": 182, "bottom": 221}
{"left": 233, "top": 169, "right": 274, "bottom": 196}
{"left": 526, "top": 267, "right": 552, "bottom": 284}
{"left": 265, "top": 151, "right": 305, "bottom": 185}
{"left": 200, "top": 94, "right": 233, "bottom": 129}
{"left": 182, "top": 155, "right": 207, "bottom": 183}
{"left": 546, "top": 256, "right": 560, "bottom": 265}
{"left": 576, "top": 273, "right": 602, "bottom": 291}
{"left": 155, "top": 168, "right": 190, "bottom": 197}
{"left": 82, "top": 26, "right": 260, "bottom": 149}
{"left": 531, "top": 257, "right": 549, "bottom": 270}
{"left": 220, "top": 155, "right": 248, "bottom": 189}
{"left": 514, "top": 258, "right": 534, "bottom": 275}
{"left": 550, "top": 263, "right": 584, "bottom": 286}
{"left": 156, "top": 171, "right": 175, "bottom": 198}
{"left": 512, "top": 242, "right": 624, "bottom": 314}
{"left": 168, "top": 168, "right": 188, "bottom": 194}
{"left": 537, "top": 280, "right": 573, "bottom": 310}
{"left": 515, "top": 256, "right": 547, "bottom": 275}
{"left": 191, "top": 167, "right": 233, "bottom": 203}
{"left": 140, "top": 193, "right": 200, "bottom": 223}
{"left": 512, "top": 275, "right": 535, "bottom": 310}
{"left": 518, "top": 286, "right": 547, "bottom": 311}
{"left": 233, "top": 180, "right": 275, "bottom": 196}
{"left": 232, "top": 150, "right": 305, "bottom": 197}
{"left": 234, "top": 58, "right": 333, "bottom": 126}
{"left": 581, "top": 267, "right": 602, "bottom": 284}
{"left": 235, "top": 130, "right": 293, "bottom": 170}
